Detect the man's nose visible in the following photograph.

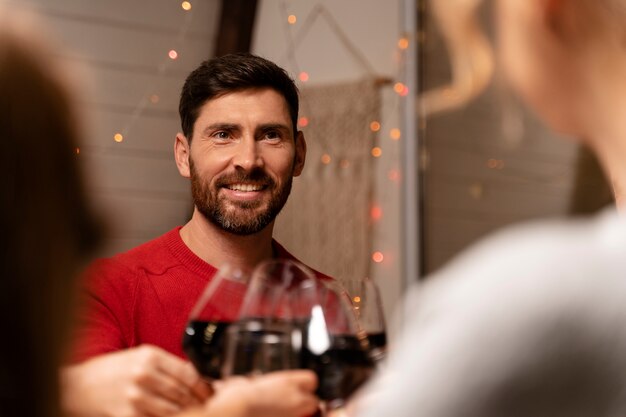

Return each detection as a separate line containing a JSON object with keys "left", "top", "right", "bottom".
{"left": 233, "top": 137, "right": 264, "bottom": 171}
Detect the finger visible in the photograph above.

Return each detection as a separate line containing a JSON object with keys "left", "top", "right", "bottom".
{"left": 272, "top": 369, "right": 319, "bottom": 391}
{"left": 135, "top": 368, "right": 197, "bottom": 407}
{"left": 131, "top": 387, "right": 183, "bottom": 417}
{"left": 152, "top": 351, "right": 200, "bottom": 389}
{"left": 190, "top": 378, "right": 213, "bottom": 402}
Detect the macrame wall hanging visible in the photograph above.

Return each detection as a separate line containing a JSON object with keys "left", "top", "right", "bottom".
{"left": 274, "top": 78, "right": 381, "bottom": 283}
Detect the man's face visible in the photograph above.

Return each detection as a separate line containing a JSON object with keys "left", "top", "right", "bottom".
{"left": 181, "top": 88, "right": 305, "bottom": 235}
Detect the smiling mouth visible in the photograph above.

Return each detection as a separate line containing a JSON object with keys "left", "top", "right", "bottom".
{"left": 224, "top": 183, "right": 266, "bottom": 192}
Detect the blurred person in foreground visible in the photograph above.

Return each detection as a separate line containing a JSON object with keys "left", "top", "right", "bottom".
{"left": 0, "top": 9, "right": 103, "bottom": 417}
{"left": 350, "top": 0, "right": 626, "bottom": 416}
{"left": 61, "top": 52, "right": 327, "bottom": 417}
{"left": 0, "top": 9, "right": 318, "bottom": 417}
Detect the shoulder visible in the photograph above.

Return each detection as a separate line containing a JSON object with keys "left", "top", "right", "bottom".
{"left": 364, "top": 210, "right": 626, "bottom": 417}
{"left": 101, "top": 227, "right": 183, "bottom": 273}
{"left": 80, "top": 227, "right": 183, "bottom": 289}
{"left": 401, "top": 209, "right": 626, "bottom": 343}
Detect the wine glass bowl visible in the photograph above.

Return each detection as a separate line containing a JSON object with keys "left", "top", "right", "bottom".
{"left": 224, "top": 259, "right": 375, "bottom": 408}
{"left": 222, "top": 259, "right": 316, "bottom": 377}
{"left": 345, "top": 277, "right": 388, "bottom": 362}
{"left": 182, "top": 264, "right": 250, "bottom": 380}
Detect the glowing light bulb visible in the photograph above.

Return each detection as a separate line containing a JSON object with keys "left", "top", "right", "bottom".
{"left": 371, "top": 147, "right": 382, "bottom": 157}
{"left": 321, "top": 154, "right": 331, "bottom": 165}
{"left": 393, "top": 82, "right": 405, "bottom": 94}
{"left": 298, "top": 71, "right": 309, "bottom": 82}
{"left": 372, "top": 252, "right": 384, "bottom": 263}
{"left": 353, "top": 296, "right": 361, "bottom": 303}
{"left": 168, "top": 50, "right": 178, "bottom": 60}
{"left": 369, "top": 121, "right": 381, "bottom": 132}
{"left": 398, "top": 37, "right": 409, "bottom": 49}
{"left": 288, "top": 14, "right": 297, "bottom": 24}
{"left": 370, "top": 205, "right": 383, "bottom": 221}
{"left": 388, "top": 169, "right": 401, "bottom": 182}
{"left": 390, "top": 128, "right": 401, "bottom": 140}
{"left": 181, "top": 1, "right": 192, "bottom": 11}
{"left": 75, "top": 147, "right": 80, "bottom": 155}
{"left": 114, "top": 133, "right": 124, "bottom": 143}
{"left": 298, "top": 116, "right": 309, "bottom": 127}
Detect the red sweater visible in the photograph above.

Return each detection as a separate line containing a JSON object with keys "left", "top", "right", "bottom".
{"left": 71, "top": 227, "right": 330, "bottom": 363}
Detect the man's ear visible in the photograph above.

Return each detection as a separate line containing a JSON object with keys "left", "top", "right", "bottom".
{"left": 174, "top": 133, "right": 191, "bottom": 178}
{"left": 293, "top": 130, "right": 306, "bottom": 177}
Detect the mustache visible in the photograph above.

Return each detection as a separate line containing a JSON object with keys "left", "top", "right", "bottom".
{"left": 215, "top": 169, "right": 274, "bottom": 187}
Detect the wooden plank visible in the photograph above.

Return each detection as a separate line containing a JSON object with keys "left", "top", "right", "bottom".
{"left": 214, "top": 0, "right": 258, "bottom": 56}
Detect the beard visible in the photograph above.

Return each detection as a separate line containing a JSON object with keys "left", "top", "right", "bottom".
{"left": 189, "top": 159, "right": 293, "bottom": 235}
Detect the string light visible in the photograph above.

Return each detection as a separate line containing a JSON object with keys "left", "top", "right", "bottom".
{"left": 75, "top": 147, "right": 80, "bottom": 155}
{"left": 353, "top": 296, "right": 361, "bottom": 303}
{"left": 321, "top": 154, "right": 332, "bottom": 165}
{"left": 390, "top": 128, "right": 401, "bottom": 140}
{"left": 288, "top": 14, "right": 297, "bottom": 24}
{"left": 400, "top": 85, "right": 409, "bottom": 96}
{"left": 370, "top": 205, "right": 383, "bottom": 221}
{"left": 113, "top": 133, "right": 124, "bottom": 143}
{"left": 298, "top": 116, "right": 309, "bottom": 127}
{"left": 298, "top": 71, "right": 309, "bottom": 82}
{"left": 369, "top": 121, "right": 381, "bottom": 132}
{"left": 469, "top": 182, "right": 484, "bottom": 200}
{"left": 393, "top": 82, "right": 405, "bottom": 94}
{"left": 372, "top": 251, "right": 384, "bottom": 263}
{"left": 181, "top": 1, "right": 192, "bottom": 11}
{"left": 398, "top": 37, "right": 409, "bottom": 49}
{"left": 168, "top": 50, "right": 178, "bottom": 60}
{"left": 487, "top": 158, "right": 505, "bottom": 170}
{"left": 371, "top": 147, "right": 382, "bottom": 157}
{"left": 388, "top": 169, "right": 401, "bottom": 182}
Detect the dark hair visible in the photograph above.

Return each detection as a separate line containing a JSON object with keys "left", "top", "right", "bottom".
{"left": 0, "top": 21, "right": 103, "bottom": 417}
{"left": 179, "top": 53, "right": 300, "bottom": 140}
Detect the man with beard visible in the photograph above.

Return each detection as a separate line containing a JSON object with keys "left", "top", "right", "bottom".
{"left": 62, "top": 53, "right": 326, "bottom": 417}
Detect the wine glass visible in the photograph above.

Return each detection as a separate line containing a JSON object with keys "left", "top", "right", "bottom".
{"left": 182, "top": 264, "right": 250, "bottom": 380}
{"left": 221, "top": 259, "right": 313, "bottom": 376}
{"left": 345, "top": 277, "right": 387, "bottom": 362}
{"left": 223, "top": 259, "right": 376, "bottom": 409}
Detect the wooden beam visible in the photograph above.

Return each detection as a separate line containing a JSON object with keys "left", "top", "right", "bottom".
{"left": 214, "top": 0, "right": 259, "bottom": 56}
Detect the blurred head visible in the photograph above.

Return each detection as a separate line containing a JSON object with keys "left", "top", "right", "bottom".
{"left": 0, "top": 10, "right": 102, "bottom": 417}
{"left": 427, "top": 0, "right": 626, "bottom": 141}
{"left": 494, "top": 0, "right": 626, "bottom": 138}
{"left": 179, "top": 53, "right": 300, "bottom": 140}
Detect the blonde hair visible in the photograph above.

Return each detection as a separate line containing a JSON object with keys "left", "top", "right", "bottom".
{"left": 419, "top": 0, "right": 494, "bottom": 118}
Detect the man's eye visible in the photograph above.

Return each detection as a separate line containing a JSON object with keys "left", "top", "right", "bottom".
{"left": 213, "top": 131, "right": 230, "bottom": 139}
{"left": 264, "top": 131, "right": 280, "bottom": 140}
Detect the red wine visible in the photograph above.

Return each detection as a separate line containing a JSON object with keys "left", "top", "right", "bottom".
{"left": 182, "top": 320, "right": 231, "bottom": 379}
{"left": 301, "top": 334, "right": 375, "bottom": 403}
{"left": 367, "top": 332, "right": 387, "bottom": 350}
{"left": 223, "top": 318, "right": 298, "bottom": 376}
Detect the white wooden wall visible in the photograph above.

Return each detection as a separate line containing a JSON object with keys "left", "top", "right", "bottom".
{"left": 3, "top": 0, "right": 220, "bottom": 256}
